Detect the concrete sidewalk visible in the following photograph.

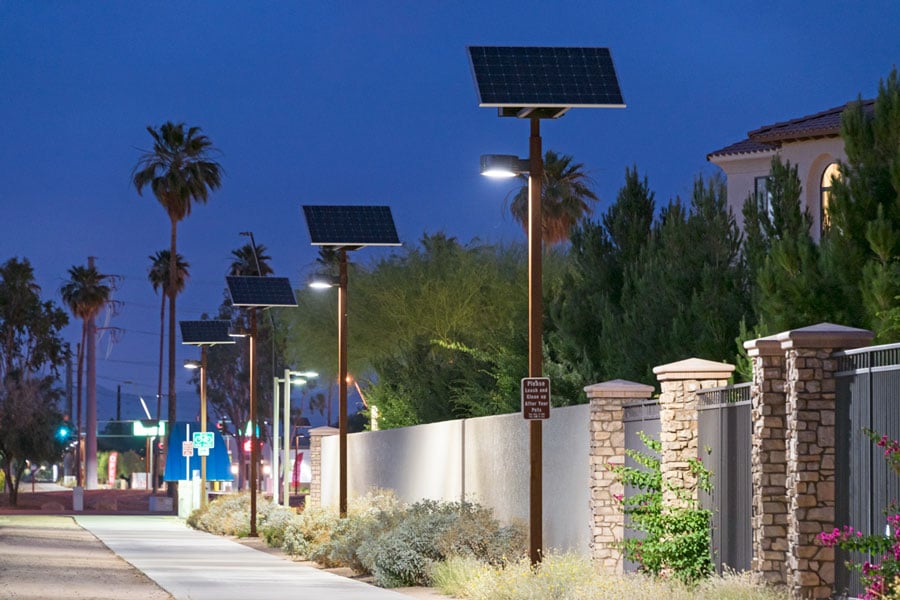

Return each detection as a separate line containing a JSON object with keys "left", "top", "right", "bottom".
{"left": 76, "top": 515, "right": 412, "bottom": 600}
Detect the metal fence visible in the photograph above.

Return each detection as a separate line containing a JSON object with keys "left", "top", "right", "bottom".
{"left": 623, "top": 399, "right": 661, "bottom": 572}
{"left": 697, "top": 382, "right": 752, "bottom": 573}
{"left": 834, "top": 343, "right": 900, "bottom": 598}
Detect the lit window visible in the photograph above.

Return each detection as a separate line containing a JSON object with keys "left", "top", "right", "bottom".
{"left": 754, "top": 176, "right": 773, "bottom": 221}
{"left": 820, "top": 162, "right": 840, "bottom": 231}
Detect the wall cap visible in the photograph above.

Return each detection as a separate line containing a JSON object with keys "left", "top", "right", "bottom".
{"left": 584, "top": 379, "right": 655, "bottom": 399}
{"left": 309, "top": 426, "right": 339, "bottom": 437}
{"left": 776, "top": 322, "right": 874, "bottom": 350}
{"left": 653, "top": 357, "right": 735, "bottom": 381}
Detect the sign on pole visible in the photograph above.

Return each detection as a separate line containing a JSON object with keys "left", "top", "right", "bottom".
{"left": 521, "top": 377, "right": 551, "bottom": 420}
{"left": 192, "top": 432, "right": 215, "bottom": 450}
{"left": 182, "top": 441, "right": 194, "bottom": 457}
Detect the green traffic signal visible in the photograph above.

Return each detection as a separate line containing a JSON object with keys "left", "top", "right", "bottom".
{"left": 56, "top": 423, "right": 72, "bottom": 442}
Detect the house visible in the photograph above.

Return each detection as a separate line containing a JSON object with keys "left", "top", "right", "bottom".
{"left": 707, "top": 99, "right": 874, "bottom": 241}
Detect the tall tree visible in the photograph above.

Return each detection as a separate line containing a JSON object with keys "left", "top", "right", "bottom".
{"left": 60, "top": 260, "right": 111, "bottom": 489}
{"left": 284, "top": 233, "right": 529, "bottom": 427}
{"left": 824, "top": 68, "right": 900, "bottom": 340}
{"left": 132, "top": 121, "right": 222, "bottom": 436}
{"left": 548, "top": 166, "right": 656, "bottom": 386}
{"left": 599, "top": 174, "right": 749, "bottom": 384}
{"left": 0, "top": 257, "right": 67, "bottom": 505}
{"left": 510, "top": 150, "right": 599, "bottom": 245}
{"left": 229, "top": 243, "right": 273, "bottom": 277}
{"left": 147, "top": 250, "right": 189, "bottom": 425}
{"left": 746, "top": 158, "right": 832, "bottom": 333}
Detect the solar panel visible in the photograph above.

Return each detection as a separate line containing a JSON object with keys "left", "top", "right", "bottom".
{"left": 180, "top": 320, "right": 235, "bottom": 345}
{"left": 226, "top": 277, "right": 298, "bottom": 307}
{"left": 468, "top": 46, "right": 625, "bottom": 118}
{"left": 303, "top": 205, "right": 401, "bottom": 247}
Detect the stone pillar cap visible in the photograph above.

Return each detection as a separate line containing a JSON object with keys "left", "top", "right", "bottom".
{"left": 309, "top": 426, "right": 339, "bottom": 436}
{"left": 653, "top": 357, "right": 735, "bottom": 381}
{"left": 744, "top": 334, "right": 782, "bottom": 356}
{"left": 776, "top": 322, "right": 874, "bottom": 350}
{"left": 584, "top": 379, "right": 655, "bottom": 399}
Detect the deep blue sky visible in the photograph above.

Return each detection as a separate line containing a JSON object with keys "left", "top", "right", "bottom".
{"left": 1, "top": 2, "right": 897, "bottom": 421}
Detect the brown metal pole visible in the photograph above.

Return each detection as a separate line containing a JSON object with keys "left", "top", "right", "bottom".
{"left": 200, "top": 345, "right": 208, "bottom": 509}
{"left": 338, "top": 249, "right": 349, "bottom": 517}
{"left": 528, "top": 117, "right": 543, "bottom": 565}
{"left": 249, "top": 308, "right": 258, "bottom": 536}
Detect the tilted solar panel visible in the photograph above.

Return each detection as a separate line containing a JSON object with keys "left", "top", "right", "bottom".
{"left": 226, "top": 276, "right": 297, "bottom": 307}
{"left": 303, "top": 205, "right": 400, "bottom": 247}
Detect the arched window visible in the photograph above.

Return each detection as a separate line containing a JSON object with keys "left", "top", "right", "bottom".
{"left": 820, "top": 162, "right": 840, "bottom": 232}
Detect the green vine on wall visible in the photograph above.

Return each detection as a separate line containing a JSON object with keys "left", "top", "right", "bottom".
{"left": 611, "top": 432, "right": 714, "bottom": 585}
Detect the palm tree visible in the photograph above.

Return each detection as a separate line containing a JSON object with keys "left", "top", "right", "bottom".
{"left": 133, "top": 122, "right": 222, "bottom": 432}
{"left": 509, "top": 150, "right": 599, "bottom": 245}
{"left": 229, "top": 243, "right": 273, "bottom": 277}
{"left": 148, "top": 250, "right": 189, "bottom": 428}
{"left": 60, "top": 261, "right": 111, "bottom": 489}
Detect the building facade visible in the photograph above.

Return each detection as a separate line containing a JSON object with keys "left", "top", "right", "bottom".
{"left": 707, "top": 100, "right": 872, "bottom": 241}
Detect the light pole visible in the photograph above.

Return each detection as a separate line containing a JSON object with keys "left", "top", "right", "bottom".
{"left": 309, "top": 258, "right": 349, "bottom": 517}
{"left": 180, "top": 320, "right": 235, "bottom": 509}
{"left": 480, "top": 120, "right": 545, "bottom": 564}
{"left": 469, "top": 45, "right": 624, "bottom": 565}
{"left": 226, "top": 276, "right": 298, "bottom": 536}
{"left": 273, "top": 369, "right": 317, "bottom": 507}
{"left": 302, "top": 205, "right": 401, "bottom": 517}
{"left": 116, "top": 380, "right": 133, "bottom": 422}
{"left": 184, "top": 357, "right": 207, "bottom": 507}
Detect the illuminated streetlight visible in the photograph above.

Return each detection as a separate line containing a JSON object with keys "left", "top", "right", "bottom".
{"left": 273, "top": 369, "right": 317, "bottom": 507}
{"left": 302, "top": 205, "right": 400, "bottom": 517}
{"left": 469, "top": 45, "right": 624, "bottom": 565}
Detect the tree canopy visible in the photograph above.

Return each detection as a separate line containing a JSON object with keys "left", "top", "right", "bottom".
{"left": 0, "top": 258, "right": 68, "bottom": 505}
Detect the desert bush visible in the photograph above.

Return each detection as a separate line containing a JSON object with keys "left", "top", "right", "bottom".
{"left": 309, "top": 495, "right": 406, "bottom": 570}
{"left": 357, "top": 499, "right": 526, "bottom": 587}
{"left": 187, "top": 493, "right": 252, "bottom": 537}
{"left": 282, "top": 504, "right": 340, "bottom": 558}
{"left": 258, "top": 502, "right": 300, "bottom": 547}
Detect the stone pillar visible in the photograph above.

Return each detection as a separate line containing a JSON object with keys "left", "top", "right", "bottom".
{"left": 308, "top": 426, "right": 338, "bottom": 509}
{"left": 745, "top": 335, "right": 789, "bottom": 585}
{"left": 585, "top": 379, "right": 654, "bottom": 573}
{"left": 653, "top": 358, "right": 735, "bottom": 506}
{"left": 776, "top": 324, "right": 872, "bottom": 600}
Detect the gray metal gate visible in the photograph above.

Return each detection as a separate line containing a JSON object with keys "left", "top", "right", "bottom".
{"left": 623, "top": 399, "right": 660, "bottom": 572}
{"left": 697, "top": 383, "right": 752, "bottom": 573}
{"left": 835, "top": 343, "right": 900, "bottom": 598}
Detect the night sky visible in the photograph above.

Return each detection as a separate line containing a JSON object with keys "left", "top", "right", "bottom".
{"left": 2, "top": 2, "right": 897, "bottom": 421}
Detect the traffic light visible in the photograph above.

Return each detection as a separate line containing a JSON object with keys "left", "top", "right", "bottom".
{"left": 55, "top": 421, "right": 73, "bottom": 442}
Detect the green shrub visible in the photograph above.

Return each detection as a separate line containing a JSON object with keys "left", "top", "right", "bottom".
{"left": 611, "top": 432, "right": 714, "bottom": 584}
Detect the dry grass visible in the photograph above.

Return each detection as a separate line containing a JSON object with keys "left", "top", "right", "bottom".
{"left": 432, "top": 554, "right": 790, "bottom": 600}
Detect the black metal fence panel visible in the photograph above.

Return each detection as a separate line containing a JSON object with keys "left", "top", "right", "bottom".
{"left": 835, "top": 343, "right": 900, "bottom": 598}
{"left": 623, "top": 400, "right": 661, "bottom": 572}
{"left": 698, "top": 383, "right": 752, "bottom": 574}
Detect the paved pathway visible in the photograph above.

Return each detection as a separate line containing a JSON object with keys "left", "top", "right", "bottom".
{"left": 76, "top": 515, "right": 411, "bottom": 600}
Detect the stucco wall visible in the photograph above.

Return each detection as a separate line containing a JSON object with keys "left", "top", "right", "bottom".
{"left": 711, "top": 137, "right": 846, "bottom": 241}
{"left": 320, "top": 404, "right": 590, "bottom": 554}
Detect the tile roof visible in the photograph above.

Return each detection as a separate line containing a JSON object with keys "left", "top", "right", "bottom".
{"left": 707, "top": 99, "right": 874, "bottom": 160}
